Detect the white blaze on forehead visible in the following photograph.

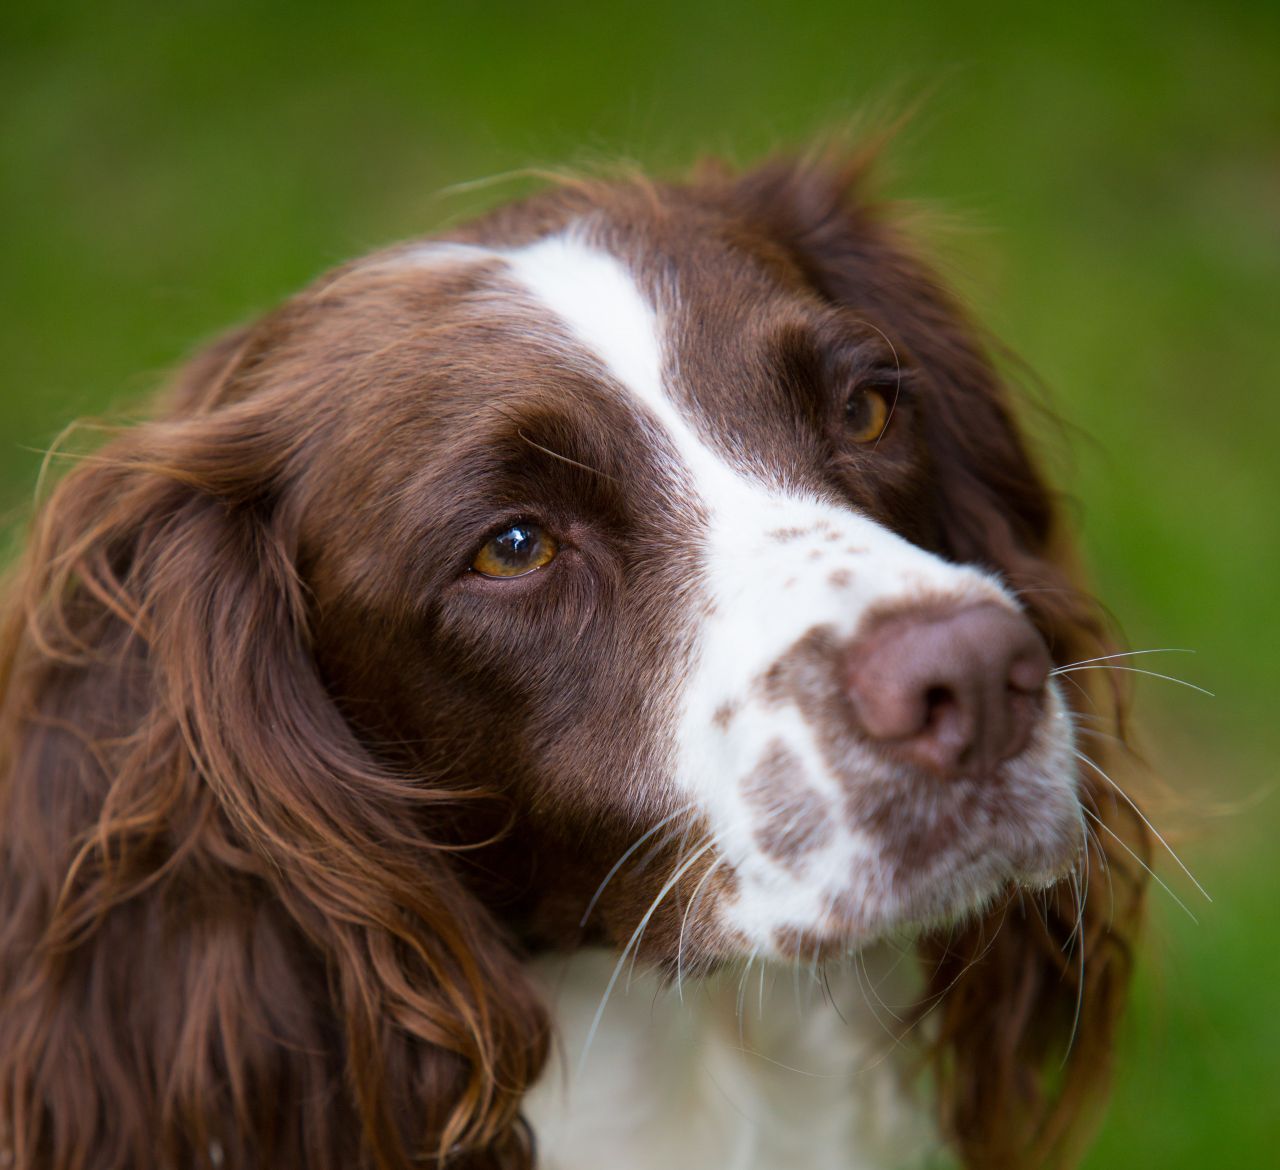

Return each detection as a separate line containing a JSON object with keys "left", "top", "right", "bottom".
{"left": 504, "top": 234, "right": 666, "bottom": 417}
{"left": 503, "top": 232, "right": 744, "bottom": 497}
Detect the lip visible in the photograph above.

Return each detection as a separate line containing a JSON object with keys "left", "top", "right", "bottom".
{"left": 855, "top": 832, "right": 1083, "bottom": 943}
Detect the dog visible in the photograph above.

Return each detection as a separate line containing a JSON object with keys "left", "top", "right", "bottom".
{"left": 0, "top": 150, "right": 1148, "bottom": 1170}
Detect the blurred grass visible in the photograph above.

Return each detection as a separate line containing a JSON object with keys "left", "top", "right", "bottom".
{"left": 2, "top": 1, "right": 1277, "bottom": 1164}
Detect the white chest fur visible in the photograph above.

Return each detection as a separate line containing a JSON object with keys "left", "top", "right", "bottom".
{"left": 524, "top": 949, "right": 935, "bottom": 1170}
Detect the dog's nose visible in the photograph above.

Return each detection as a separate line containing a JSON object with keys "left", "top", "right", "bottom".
{"left": 845, "top": 603, "right": 1051, "bottom": 777}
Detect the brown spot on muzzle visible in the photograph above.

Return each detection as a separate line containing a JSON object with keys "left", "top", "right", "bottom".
{"left": 767, "top": 526, "right": 813, "bottom": 542}
{"left": 741, "top": 738, "right": 835, "bottom": 869}
{"left": 712, "top": 699, "right": 739, "bottom": 730}
{"left": 757, "top": 626, "right": 848, "bottom": 714}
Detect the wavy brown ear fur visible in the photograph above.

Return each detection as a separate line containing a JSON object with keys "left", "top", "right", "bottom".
{"left": 0, "top": 329, "right": 548, "bottom": 1169}
{"left": 728, "top": 154, "right": 1151, "bottom": 1170}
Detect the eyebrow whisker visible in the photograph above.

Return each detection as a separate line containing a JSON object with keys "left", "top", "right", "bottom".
{"left": 516, "top": 428, "right": 620, "bottom": 483}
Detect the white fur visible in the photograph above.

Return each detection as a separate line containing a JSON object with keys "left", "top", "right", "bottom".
{"left": 524, "top": 949, "right": 934, "bottom": 1170}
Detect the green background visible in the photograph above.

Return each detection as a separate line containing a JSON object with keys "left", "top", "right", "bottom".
{"left": 3, "top": 2, "right": 1277, "bottom": 1164}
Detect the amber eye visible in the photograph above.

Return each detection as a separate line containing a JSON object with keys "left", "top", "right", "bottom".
{"left": 846, "top": 386, "right": 891, "bottom": 443}
{"left": 471, "top": 523, "right": 559, "bottom": 578}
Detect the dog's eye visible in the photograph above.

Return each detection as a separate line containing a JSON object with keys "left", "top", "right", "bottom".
{"left": 472, "top": 523, "right": 559, "bottom": 578}
{"left": 846, "top": 386, "right": 891, "bottom": 443}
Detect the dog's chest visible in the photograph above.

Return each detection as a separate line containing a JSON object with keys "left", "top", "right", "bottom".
{"left": 524, "top": 950, "right": 934, "bottom": 1170}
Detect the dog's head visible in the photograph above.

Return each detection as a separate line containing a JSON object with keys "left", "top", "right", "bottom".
{"left": 0, "top": 155, "right": 1148, "bottom": 1170}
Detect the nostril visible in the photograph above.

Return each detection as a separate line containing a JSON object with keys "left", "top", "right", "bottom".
{"left": 922, "top": 684, "right": 957, "bottom": 731}
{"left": 923, "top": 684, "right": 951, "bottom": 715}
{"left": 918, "top": 684, "right": 973, "bottom": 771}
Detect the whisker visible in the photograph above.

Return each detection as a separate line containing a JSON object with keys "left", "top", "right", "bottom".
{"left": 1081, "top": 812, "right": 1116, "bottom": 923}
{"left": 631, "top": 816, "right": 702, "bottom": 991}
{"left": 850, "top": 950, "right": 904, "bottom": 1047}
{"left": 1073, "top": 749, "right": 1212, "bottom": 902}
{"left": 676, "top": 856, "right": 726, "bottom": 1002}
{"left": 1055, "top": 647, "right": 1195, "bottom": 671}
{"left": 576, "top": 837, "right": 717, "bottom": 1076}
{"left": 1056, "top": 670, "right": 1098, "bottom": 710}
{"left": 820, "top": 963, "right": 849, "bottom": 1026}
{"left": 859, "top": 922, "right": 1010, "bottom": 1075}
{"left": 1060, "top": 857, "right": 1087, "bottom": 1069}
{"left": 579, "top": 802, "right": 696, "bottom": 927}
{"left": 862, "top": 903, "right": 1012, "bottom": 1071}
{"left": 516, "top": 427, "right": 620, "bottom": 484}
{"left": 1053, "top": 663, "right": 1214, "bottom": 698}
{"left": 853, "top": 318, "right": 903, "bottom": 453}
{"left": 1071, "top": 720, "right": 1127, "bottom": 748}
{"left": 487, "top": 403, "right": 618, "bottom": 484}
{"left": 792, "top": 943, "right": 805, "bottom": 1015}
{"left": 1061, "top": 815, "right": 1090, "bottom": 952}
{"left": 718, "top": 1043, "right": 831, "bottom": 1079}
{"left": 736, "top": 947, "right": 760, "bottom": 1036}
{"left": 1080, "top": 806, "right": 1198, "bottom": 924}
{"left": 856, "top": 947, "right": 905, "bottom": 1026}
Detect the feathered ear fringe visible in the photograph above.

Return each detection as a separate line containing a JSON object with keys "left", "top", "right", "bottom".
{"left": 724, "top": 152, "right": 1152, "bottom": 1170}
{"left": 0, "top": 334, "right": 548, "bottom": 1170}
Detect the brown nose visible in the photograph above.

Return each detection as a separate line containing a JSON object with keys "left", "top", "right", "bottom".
{"left": 845, "top": 603, "right": 1051, "bottom": 777}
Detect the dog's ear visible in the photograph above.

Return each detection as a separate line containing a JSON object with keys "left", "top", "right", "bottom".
{"left": 0, "top": 325, "right": 549, "bottom": 1170}
{"left": 728, "top": 155, "right": 1151, "bottom": 1170}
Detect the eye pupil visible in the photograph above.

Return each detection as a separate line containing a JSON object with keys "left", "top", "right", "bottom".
{"left": 496, "top": 525, "right": 534, "bottom": 561}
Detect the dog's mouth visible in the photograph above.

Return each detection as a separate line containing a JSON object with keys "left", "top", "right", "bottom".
{"left": 829, "top": 816, "right": 1082, "bottom": 948}
{"left": 701, "top": 681, "right": 1084, "bottom": 961}
{"left": 724, "top": 829, "right": 1083, "bottom": 965}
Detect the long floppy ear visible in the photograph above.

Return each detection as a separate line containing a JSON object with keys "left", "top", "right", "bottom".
{"left": 0, "top": 330, "right": 548, "bottom": 1170}
{"left": 728, "top": 154, "right": 1151, "bottom": 1170}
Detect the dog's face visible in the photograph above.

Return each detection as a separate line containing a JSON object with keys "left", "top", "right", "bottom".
{"left": 217, "top": 176, "right": 1082, "bottom": 971}
{"left": 1, "top": 159, "right": 1148, "bottom": 1170}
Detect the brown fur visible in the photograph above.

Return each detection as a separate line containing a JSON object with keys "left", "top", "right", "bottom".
{"left": 0, "top": 151, "right": 1148, "bottom": 1170}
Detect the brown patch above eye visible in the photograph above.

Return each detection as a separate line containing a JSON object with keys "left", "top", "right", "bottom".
{"left": 741, "top": 739, "right": 835, "bottom": 870}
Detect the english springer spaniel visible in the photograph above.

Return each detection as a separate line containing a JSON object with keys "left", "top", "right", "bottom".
{"left": 0, "top": 152, "right": 1148, "bottom": 1170}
